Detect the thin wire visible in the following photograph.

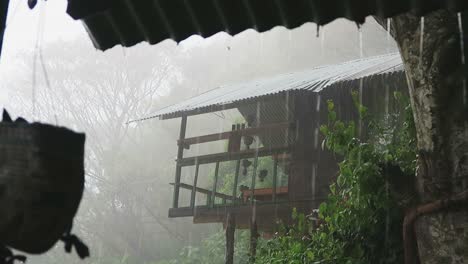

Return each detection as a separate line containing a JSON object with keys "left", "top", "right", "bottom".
{"left": 32, "top": 8, "right": 44, "bottom": 119}
{"left": 39, "top": 50, "right": 58, "bottom": 124}
{"left": 33, "top": 1, "right": 58, "bottom": 124}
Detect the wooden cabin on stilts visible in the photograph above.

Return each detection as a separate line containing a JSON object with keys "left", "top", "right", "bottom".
{"left": 136, "top": 53, "right": 406, "bottom": 263}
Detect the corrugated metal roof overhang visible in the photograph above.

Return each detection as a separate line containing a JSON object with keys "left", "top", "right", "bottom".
{"left": 0, "top": 0, "right": 10, "bottom": 59}
{"left": 134, "top": 53, "right": 404, "bottom": 122}
{"left": 67, "top": 0, "right": 468, "bottom": 51}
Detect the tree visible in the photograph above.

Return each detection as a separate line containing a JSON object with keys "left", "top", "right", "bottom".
{"left": 377, "top": 10, "right": 468, "bottom": 264}
{"left": 1, "top": 40, "right": 202, "bottom": 263}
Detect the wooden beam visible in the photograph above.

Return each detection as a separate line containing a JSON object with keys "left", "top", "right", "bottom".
{"left": 250, "top": 154, "right": 259, "bottom": 205}
{"left": 177, "top": 146, "right": 292, "bottom": 167}
{"left": 168, "top": 207, "right": 194, "bottom": 218}
{"left": 232, "top": 158, "right": 241, "bottom": 204}
{"left": 210, "top": 162, "right": 220, "bottom": 207}
{"left": 190, "top": 162, "right": 200, "bottom": 208}
{"left": 178, "top": 122, "right": 294, "bottom": 147}
{"left": 170, "top": 182, "right": 237, "bottom": 201}
{"left": 172, "top": 116, "right": 187, "bottom": 208}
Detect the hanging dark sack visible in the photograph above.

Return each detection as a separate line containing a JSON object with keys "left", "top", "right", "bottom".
{"left": 0, "top": 111, "right": 88, "bottom": 262}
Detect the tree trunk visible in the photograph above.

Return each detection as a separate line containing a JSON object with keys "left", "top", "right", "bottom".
{"left": 390, "top": 10, "right": 468, "bottom": 264}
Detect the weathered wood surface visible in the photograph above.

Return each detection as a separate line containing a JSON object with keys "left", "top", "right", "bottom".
{"left": 177, "top": 146, "right": 292, "bottom": 166}
{"left": 170, "top": 182, "right": 237, "bottom": 201}
{"left": 178, "top": 121, "right": 293, "bottom": 147}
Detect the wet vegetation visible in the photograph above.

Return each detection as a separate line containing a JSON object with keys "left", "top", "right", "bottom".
{"left": 255, "top": 92, "right": 417, "bottom": 264}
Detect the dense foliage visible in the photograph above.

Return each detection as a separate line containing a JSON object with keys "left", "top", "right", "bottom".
{"left": 256, "top": 92, "right": 417, "bottom": 264}
{"left": 156, "top": 229, "right": 250, "bottom": 264}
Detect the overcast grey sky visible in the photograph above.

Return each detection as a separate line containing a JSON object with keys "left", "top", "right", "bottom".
{"left": 0, "top": 0, "right": 397, "bottom": 121}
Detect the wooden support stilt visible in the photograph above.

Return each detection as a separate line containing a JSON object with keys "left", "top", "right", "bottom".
{"left": 250, "top": 155, "right": 259, "bottom": 205}
{"left": 249, "top": 220, "right": 259, "bottom": 263}
{"left": 272, "top": 159, "right": 278, "bottom": 203}
{"left": 232, "top": 158, "right": 241, "bottom": 204}
{"left": 173, "top": 116, "right": 187, "bottom": 208}
{"left": 225, "top": 213, "right": 236, "bottom": 264}
{"left": 190, "top": 160, "right": 200, "bottom": 209}
{"left": 210, "top": 161, "right": 220, "bottom": 207}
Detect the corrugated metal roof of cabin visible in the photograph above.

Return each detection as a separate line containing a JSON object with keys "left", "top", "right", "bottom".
{"left": 67, "top": 0, "right": 468, "bottom": 51}
{"left": 133, "top": 52, "right": 404, "bottom": 121}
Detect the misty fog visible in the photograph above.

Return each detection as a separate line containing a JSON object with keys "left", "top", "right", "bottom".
{"left": 0, "top": 1, "right": 398, "bottom": 263}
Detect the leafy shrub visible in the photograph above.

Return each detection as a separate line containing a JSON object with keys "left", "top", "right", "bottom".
{"left": 256, "top": 92, "right": 416, "bottom": 264}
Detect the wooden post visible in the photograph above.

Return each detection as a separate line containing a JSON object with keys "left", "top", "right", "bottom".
{"left": 173, "top": 116, "right": 187, "bottom": 209}
{"left": 225, "top": 213, "right": 236, "bottom": 264}
{"left": 190, "top": 160, "right": 200, "bottom": 209}
{"left": 272, "top": 158, "right": 278, "bottom": 202}
{"left": 210, "top": 161, "right": 220, "bottom": 207}
{"left": 232, "top": 158, "right": 241, "bottom": 204}
{"left": 249, "top": 220, "right": 259, "bottom": 263}
{"left": 250, "top": 154, "right": 259, "bottom": 205}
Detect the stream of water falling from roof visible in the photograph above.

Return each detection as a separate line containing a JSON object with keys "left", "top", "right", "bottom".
{"left": 320, "top": 26, "right": 325, "bottom": 55}
{"left": 386, "top": 18, "right": 392, "bottom": 54}
{"left": 358, "top": 27, "right": 364, "bottom": 168}
{"left": 359, "top": 27, "right": 363, "bottom": 58}
{"left": 419, "top": 17, "right": 425, "bottom": 73}
{"left": 458, "top": 13, "right": 467, "bottom": 107}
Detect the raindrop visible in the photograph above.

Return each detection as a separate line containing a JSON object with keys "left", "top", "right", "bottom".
{"left": 419, "top": 17, "right": 425, "bottom": 72}
{"left": 316, "top": 24, "right": 320, "bottom": 38}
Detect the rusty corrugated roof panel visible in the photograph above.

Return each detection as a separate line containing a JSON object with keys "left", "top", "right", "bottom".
{"left": 67, "top": 0, "right": 468, "bottom": 51}
{"left": 138, "top": 53, "right": 404, "bottom": 121}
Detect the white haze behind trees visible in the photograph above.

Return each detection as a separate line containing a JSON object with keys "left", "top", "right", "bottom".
{"left": 0, "top": 1, "right": 397, "bottom": 262}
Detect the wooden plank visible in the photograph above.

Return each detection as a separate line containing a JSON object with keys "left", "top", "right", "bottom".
{"left": 191, "top": 199, "right": 326, "bottom": 229}
{"left": 210, "top": 162, "right": 220, "bottom": 207}
{"left": 232, "top": 158, "right": 241, "bottom": 204}
{"left": 190, "top": 161, "right": 200, "bottom": 208}
{"left": 168, "top": 207, "right": 194, "bottom": 218}
{"left": 178, "top": 122, "right": 294, "bottom": 146}
{"left": 170, "top": 182, "right": 236, "bottom": 201}
{"left": 242, "top": 187, "right": 288, "bottom": 203}
{"left": 177, "top": 146, "right": 292, "bottom": 167}
{"left": 250, "top": 154, "right": 259, "bottom": 205}
{"left": 172, "top": 116, "right": 187, "bottom": 208}
{"left": 242, "top": 187, "right": 288, "bottom": 197}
